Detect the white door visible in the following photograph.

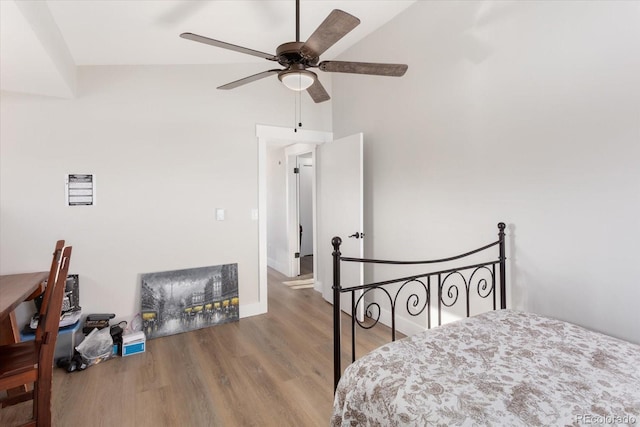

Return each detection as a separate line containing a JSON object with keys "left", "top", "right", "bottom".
{"left": 317, "top": 133, "right": 364, "bottom": 318}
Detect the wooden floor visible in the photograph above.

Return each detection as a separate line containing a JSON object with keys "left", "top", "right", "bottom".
{"left": 300, "top": 255, "right": 313, "bottom": 276}
{"left": 1, "top": 268, "right": 394, "bottom": 426}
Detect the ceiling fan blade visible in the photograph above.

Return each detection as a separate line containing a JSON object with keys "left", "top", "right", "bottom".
{"left": 306, "top": 79, "right": 330, "bottom": 103}
{"left": 300, "top": 10, "right": 360, "bottom": 59}
{"left": 180, "top": 32, "right": 277, "bottom": 61}
{"left": 319, "top": 61, "right": 408, "bottom": 77}
{"left": 218, "top": 69, "right": 282, "bottom": 90}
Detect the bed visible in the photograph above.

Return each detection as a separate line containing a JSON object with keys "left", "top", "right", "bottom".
{"left": 330, "top": 223, "right": 640, "bottom": 426}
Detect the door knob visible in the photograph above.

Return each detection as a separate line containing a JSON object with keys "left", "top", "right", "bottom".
{"left": 348, "top": 232, "right": 364, "bottom": 239}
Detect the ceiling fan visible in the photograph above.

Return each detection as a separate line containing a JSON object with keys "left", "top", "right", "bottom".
{"left": 180, "top": 0, "right": 408, "bottom": 103}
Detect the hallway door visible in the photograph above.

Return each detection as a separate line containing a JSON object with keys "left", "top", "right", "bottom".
{"left": 318, "top": 133, "right": 364, "bottom": 319}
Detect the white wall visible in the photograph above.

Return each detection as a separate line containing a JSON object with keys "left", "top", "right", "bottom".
{"left": 0, "top": 63, "right": 330, "bottom": 322}
{"left": 330, "top": 1, "right": 640, "bottom": 343}
{"left": 266, "top": 145, "right": 288, "bottom": 274}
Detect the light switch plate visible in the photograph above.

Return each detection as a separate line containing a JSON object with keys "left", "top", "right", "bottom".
{"left": 216, "top": 208, "right": 225, "bottom": 221}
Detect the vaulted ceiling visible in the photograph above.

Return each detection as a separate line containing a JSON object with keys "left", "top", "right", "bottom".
{"left": 0, "top": 0, "right": 416, "bottom": 98}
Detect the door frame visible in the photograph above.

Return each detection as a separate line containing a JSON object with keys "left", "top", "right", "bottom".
{"left": 255, "top": 124, "right": 332, "bottom": 316}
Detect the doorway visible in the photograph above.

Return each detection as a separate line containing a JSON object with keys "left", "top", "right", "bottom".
{"left": 296, "top": 152, "right": 314, "bottom": 276}
{"left": 256, "top": 125, "right": 364, "bottom": 318}
{"left": 284, "top": 143, "right": 318, "bottom": 279}
{"left": 256, "top": 125, "right": 332, "bottom": 316}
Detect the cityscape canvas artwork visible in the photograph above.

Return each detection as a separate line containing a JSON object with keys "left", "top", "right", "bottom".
{"left": 140, "top": 264, "right": 239, "bottom": 339}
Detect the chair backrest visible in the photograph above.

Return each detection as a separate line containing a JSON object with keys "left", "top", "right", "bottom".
{"left": 39, "top": 246, "right": 72, "bottom": 351}
{"left": 35, "top": 240, "right": 65, "bottom": 341}
{"left": 34, "top": 245, "right": 72, "bottom": 425}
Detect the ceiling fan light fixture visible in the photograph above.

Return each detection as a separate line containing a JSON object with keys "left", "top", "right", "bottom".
{"left": 279, "top": 69, "right": 316, "bottom": 91}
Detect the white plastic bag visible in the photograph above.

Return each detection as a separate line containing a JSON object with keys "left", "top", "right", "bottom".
{"left": 76, "top": 327, "right": 113, "bottom": 363}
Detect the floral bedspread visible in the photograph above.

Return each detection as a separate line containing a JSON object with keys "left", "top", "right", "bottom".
{"left": 331, "top": 310, "right": 640, "bottom": 426}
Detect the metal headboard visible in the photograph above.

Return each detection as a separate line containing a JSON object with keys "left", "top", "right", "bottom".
{"left": 332, "top": 222, "right": 507, "bottom": 391}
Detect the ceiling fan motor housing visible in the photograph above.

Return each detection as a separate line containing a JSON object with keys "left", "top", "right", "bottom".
{"left": 276, "top": 42, "right": 319, "bottom": 67}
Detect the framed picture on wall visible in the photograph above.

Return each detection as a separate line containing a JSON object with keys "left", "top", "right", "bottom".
{"left": 65, "top": 173, "right": 95, "bottom": 206}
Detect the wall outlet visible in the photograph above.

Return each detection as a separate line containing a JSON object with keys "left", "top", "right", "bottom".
{"left": 216, "top": 208, "right": 225, "bottom": 221}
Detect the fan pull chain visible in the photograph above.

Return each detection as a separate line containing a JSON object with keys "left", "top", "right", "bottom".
{"left": 293, "top": 91, "right": 303, "bottom": 132}
{"left": 293, "top": 93, "right": 297, "bottom": 132}
{"left": 298, "top": 91, "right": 303, "bottom": 129}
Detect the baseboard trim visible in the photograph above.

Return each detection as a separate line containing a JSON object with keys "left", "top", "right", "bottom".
{"left": 267, "top": 257, "right": 289, "bottom": 276}
{"left": 240, "top": 301, "right": 267, "bottom": 319}
{"left": 377, "top": 307, "right": 425, "bottom": 337}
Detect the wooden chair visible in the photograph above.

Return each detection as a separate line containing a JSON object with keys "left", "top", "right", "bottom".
{"left": 0, "top": 245, "right": 72, "bottom": 426}
{"left": 9, "top": 239, "right": 66, "bottom": 407}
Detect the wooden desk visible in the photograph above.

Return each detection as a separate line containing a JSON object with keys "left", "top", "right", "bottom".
{"left": 0, "top": 272, "right": 48, "bottom": 345}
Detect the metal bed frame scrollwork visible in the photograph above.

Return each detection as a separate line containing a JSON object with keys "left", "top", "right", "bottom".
{"left": 332, "top": 222, "right": 506, "bottom": 391}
